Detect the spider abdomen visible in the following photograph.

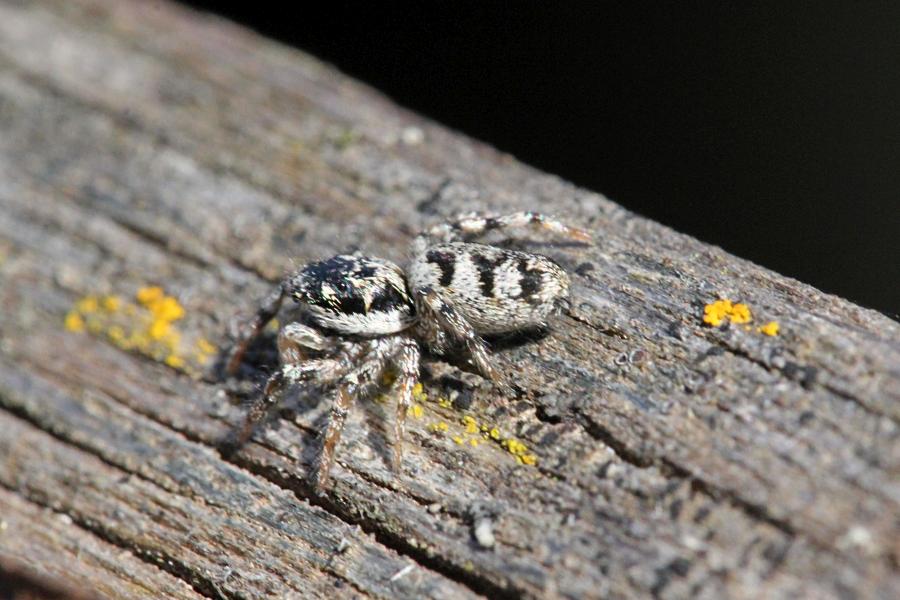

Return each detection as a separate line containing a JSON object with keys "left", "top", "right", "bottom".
{"left": 408, "top": 242, "right": 570, "bottom": 334}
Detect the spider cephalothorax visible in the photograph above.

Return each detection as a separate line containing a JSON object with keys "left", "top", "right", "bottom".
{"left": 288, "top": 255, "right": 416, "bottom": 336}
{"left": 226, "top": 211, "right": 590, "bottom": 489}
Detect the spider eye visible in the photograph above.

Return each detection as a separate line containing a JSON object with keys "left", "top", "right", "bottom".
{"left": 332, "top": 279, "right": 353, "bottom": 295}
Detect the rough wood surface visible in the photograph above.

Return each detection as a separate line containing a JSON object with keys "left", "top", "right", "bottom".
{"left": 0, "top": 1, "right": 898, "bottom": 598}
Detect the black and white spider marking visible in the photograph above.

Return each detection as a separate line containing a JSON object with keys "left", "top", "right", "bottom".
{"left": 225, "top": 211, "right": 590, "bottom": 489}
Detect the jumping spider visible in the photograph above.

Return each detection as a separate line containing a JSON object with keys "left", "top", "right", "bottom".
{"left": 226, "top": 211, "right": 590, "bottom": 489}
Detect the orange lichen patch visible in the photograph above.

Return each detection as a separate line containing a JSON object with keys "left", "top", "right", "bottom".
{"left": 729, "top": 303, "right": 752, "bottom": 324}
{"left": 759, "top": 321, "right": 780, "bottom": 336}
{"left": 75, "top": 296, "right": 100, "bottom": 314}
{"left": 102, "top": 296, "right": 120, "bottom": 312}
{"left": 194, "top": 338, "right": 217, "bottom": 364}
{"left": 135, "top": 286, "right": 164, "bottom": 305}
{"left": 702, "top": 299, "right": 781, "bottom": 337}
{"left": 138, "top": 286, "right": 186, "bottom": 323}
{"left": 503, "top": 438, "right": 527, "bottom": 455}
{"left": 412, "top": 383, "right": 428, "bottom": 403}
{"left": 64, "top": 288, "right": 216, "bottom": 376}
{"left": 148, "top": 319, "right": 173, "bottom": 341}
{"left": 520, "top": 454, "right": 538, "bottom": 466}
{"left": 416, "top": 389, "right": 540, "bottom": 467}
{"left": 703, "top": 299, "right": 753, "bottom": 327}
{"left": 165, "top": 355, "right": 185, "bottom": 369}
{"left": 426, "top": 413, "right": 539, "bottom": 466}
{"left": 64, "top": 312, "right": 85, "bottom": 333}
{"left": 462, "top": 415, "right": 479, "bottom": 434}
{"left": 502, "top": 437, "right": 538, "bottom": 465}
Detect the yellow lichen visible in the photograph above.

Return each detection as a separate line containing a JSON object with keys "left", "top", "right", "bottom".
{"left": 441, "top": 421, "right": 540, "bottom": 465}
{"left": 758, "top": 321, "right": 780, "bottom": 336}
{"left": 148, "top": 319, "right": 173, "bottom": 341}
{"left": 64, "top": 312, "right": 85, "bottom": 332}
{"left": 427, "top": 409, "right": 541, "bottom": 466}
{"left": 729, "top": 303, "right": 752, "bottom": 324}
{"left": 64, "top": 285, "right": 214, "bottom": 376}
{"left": 412, "top": 382, "right": 428, "bottom": 403}
{"left": 135, "top": 286, "right": 164, "bottom": 305}
{"left": 408, "top": 404, "right": 424, "bottom": 419}
{"left": 461, "top": 415, "right": 479, "bottom": 434}
{"left": 503, "top": 438, "right": 529, "bottom": 455}
{"left": 194, "top": 337, "right": 217, "bottom": 364}
{"left": 75, "top": 296, "right": 100, "bottom": 314}
{"left": 702, "top": 298, "right": 781, "bottom": 338}
{"left": 102, "top": 295, "right": 120, "bottom": 312}
{"left": 703, "top": 299, "right": 752, "bottom": 326}
{"left": 152, "top": 297, "right": 186, "bottom": 322}
{"left": 165, "top": 355, "right": 185, "bottom": 368}
{"left": 196, "top": 338, "right": 216, "bottom": 355}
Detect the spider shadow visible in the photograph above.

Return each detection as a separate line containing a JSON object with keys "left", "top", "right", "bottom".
{"left": 484, "top": 326, "right": 552, "bottom": 351}
{"left": 214, "top": 329, "right": 284, "bottom": 458}
{"left": 427, "top": 327, "right": 552, "bottom": 381}
{"left": 211, "top": 329, "right": 278, "bottom": 386}
{"left": 494, "top": 238, "right": 589, "bottom": 251}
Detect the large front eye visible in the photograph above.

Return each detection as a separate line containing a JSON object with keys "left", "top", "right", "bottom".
{"left": 331, "top": 279, "right": 352, "bottom": 296}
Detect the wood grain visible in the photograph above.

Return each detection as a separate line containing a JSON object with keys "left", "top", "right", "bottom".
{"left": 0, "top": 1, "right": 897, "bottom": 598}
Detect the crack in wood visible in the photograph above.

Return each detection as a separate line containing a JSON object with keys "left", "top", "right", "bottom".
{"left": 226, "top": 457, "right": 512, "bottom": 600}
{"left": 0, "top": 448, "right": 223, "bottom": 600}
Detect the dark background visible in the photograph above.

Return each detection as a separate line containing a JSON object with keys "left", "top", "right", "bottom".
{"left": 183, "top": 2, "right": 900, "bottom": 319}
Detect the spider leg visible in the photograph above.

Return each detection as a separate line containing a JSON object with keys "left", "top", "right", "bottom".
{"left": 390, "top": 336, "right": 421, "bottom": 472}
{"left": 226, "top": 282, "right": 286, "bottom": 374}
{"left": 277, "top": 322, "right": 335, "bottom": 364}
{"left": 414, "top": 287, "right": 509, "bottom": 393}
{"left": 313, "top": 339, "right": 394, "bottom": 490}
{"left": 228, "top": 324, "right": 363, "bottom": 455}
{"left": 227, "top": 357, "right": 344, "bottom": 452}
{"left": 315, "top": 383, "right": 354, "bottom": 491}
{"left": 415, "top": 211, "right": 592, "bottom": 248}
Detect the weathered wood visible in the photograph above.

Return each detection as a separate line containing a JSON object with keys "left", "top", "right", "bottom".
{"left": 0, "top": 1, "right": 897, "bottom": 598}
{"left": 0, "top": 485, "right": 198, "bottom": 600}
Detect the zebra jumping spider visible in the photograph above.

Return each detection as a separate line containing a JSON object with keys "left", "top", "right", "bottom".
{"left": 226, "top": 211, "right": 590, "bottom": 489}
